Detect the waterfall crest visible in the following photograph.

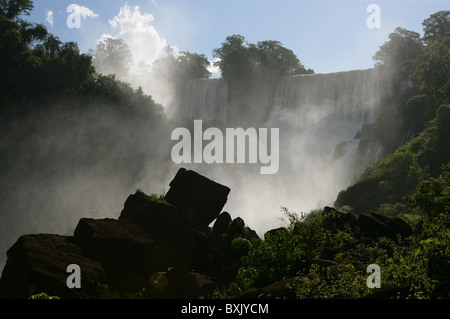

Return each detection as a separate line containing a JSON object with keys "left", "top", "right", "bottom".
{"left": 178, "top": 68, "right": 389, "bottom": 232}
{"left": 182, "top": 78, "right": 228, "bottom": 123}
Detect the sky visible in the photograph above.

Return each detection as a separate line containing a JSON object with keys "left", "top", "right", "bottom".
{"left": 25, "top": 0, "right": 449, "bottom": 75}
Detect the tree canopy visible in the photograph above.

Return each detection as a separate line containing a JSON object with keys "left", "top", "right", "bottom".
{"left": 152, "top": 47, "right": 212, "bottom": 83}
{"left": 213, "top": 34, "right": 313, "bottom": 81}
{"left": 90, "top": 38, "right": 133, "bottom": 80}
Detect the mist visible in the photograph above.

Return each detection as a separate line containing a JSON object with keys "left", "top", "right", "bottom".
{"left": 169, "top": 69, "right": 392, "bottom": 236}
{"left": 0, "top": 4, "right": 396, "bottom": 272}
{"left": 0, "top": 100, "right": 176, "bottom": 269}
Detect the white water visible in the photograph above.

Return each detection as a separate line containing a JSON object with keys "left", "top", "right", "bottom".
{"left": 178, "top": 69, "right": 386, "bottom": 233}
{"left": 181, "top": 78, "right": 228, "bottom": 123}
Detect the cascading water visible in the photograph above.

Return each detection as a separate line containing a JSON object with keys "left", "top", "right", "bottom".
{"left": 179, "top": 68, "right": 387, "bottom": 232}
{"left": 182, "top": 78, "right": 228, "bottom": 123}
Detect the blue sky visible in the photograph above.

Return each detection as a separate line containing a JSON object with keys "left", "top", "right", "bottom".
{"left": 25, "top": 0, "right": 449, "bottom": 74}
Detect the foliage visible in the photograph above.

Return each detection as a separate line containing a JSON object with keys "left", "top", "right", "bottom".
{"left": 90, "top": 38, "right": 133, "bottom": 80}
{"left": 235, "top": 208, "right": 354, "bottom": 290}
{"left": 213, "top": 34, "right": 313, "bottom": 80}
{"left": 149, "top": 193, "right": 166, "bottom": 201}
{"left": 224, "top": 209, "right": 449, "bottom": 299}
{"left": 152, "top": 46, "right": 212, "bottom": 82}
{"left": 373, "top": 27, "right": 424, "bottom": 74}
{"left": 0, "top": 0, "right": 33, "bottom": 19}
{"left": 422, "top": 10, "right": 450, "bottom": 45}
{"left": 28, "top": 292, "right": 60, "bottom": 299}
{"left": 355, "top": 10, "right": 449, "bottom": 164}
{"left": 212, "top": 34, "right": 313, "bottom": 125}
{"left": 406, "top": 162, "right": 450, "bottom": 218}
{"left": 295, "top": 263, "right": 368, "bottom": 299}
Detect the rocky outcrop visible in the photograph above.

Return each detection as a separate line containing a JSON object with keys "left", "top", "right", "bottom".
{"left": 0, "top": 234, "right": 109, "bottom": 299}
{"left": 320, "top": 206, "right": 412, "bottom": 239}
{"left": 0, "top": 168, "right": 257, "bottom": 299}
{"left": 164, "top": 168, "right": 231, "bottom": 227}
{"left": 0, "top": 168, "right": 415, "bottom": 299}
{"left": 357, "top": 212, "right": 413, "bottom": 239}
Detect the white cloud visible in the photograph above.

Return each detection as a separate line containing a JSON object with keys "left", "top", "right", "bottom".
{"left": 70, "top": 4, "right": 99, "bottom": 19}
{"left": 45, "top": 9, "right": 54, "bottom": 28}
{"left": 101, "top": 4, "right": 167, "bottom": 71}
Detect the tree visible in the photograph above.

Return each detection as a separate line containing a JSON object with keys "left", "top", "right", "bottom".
{"left": 414, "top": 11, "right": 449, "bottom": 105}
{"left": 0, "top": 0, "right": 47, "bottom": 100}
{"left": 422, "top": 10, "right": 450, "bottom": 45}
{"left": 0, "top": 0, "right": 33, "bottom": 20}
{"left": 406, "top": 161, "right": 450, "bottom": 218}
{"left": 176, "top": 51, "right": 212, "bottom": 80}
{"left": 213, "top": 34, "right": 253, "bottom": 80}
{"left": 212, "top": 34, "right": 314, "bottom": 124}
{"left": 91, "top": 38, "right": 133, "bottom": 80}
{"left": 373, "top": 27, "right": 424, "bottom": 76}
{"left": 213, "top": 35, "right": 313, "bottom": 80}
{"left": 250, "top": 40, "right": 313, "bottom": 77}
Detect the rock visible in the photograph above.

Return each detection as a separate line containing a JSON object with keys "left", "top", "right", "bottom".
{"left": 322, "top": 207, "right": 358, "bottom": 233}
{"left": 434, "top": 280, "right": 450, "bottom": 298}
{"left": 167, "top": 272, "right": 215, "bottom": 299}
{"left": 0, "top": 234, "right": 108, "bottom": 299}
{"left": 119, "top": 191, "right": 184, "bottom": 240}
{"left": 242, "top": 227, "right": 260, "bottom": 241}
{"left": 212, "top": 212, "right": 232, "bottom": 235}
{"left": 334, "top": 177, "right": 381, "bottom": 213}
{"left": 239, "top": 277, "right": 297, "bottom": 299}
{"left": 164, "top": 168, "right": 231, "bottom": 226}
{"left": 215, "top": 261, "right": 242, "bottom": 289}
{"left": 227, "top": 217, "right": 245, "bottom": 238}
{"left": 357, "top": 212, "right": 413, "bottom": 239}
{"left": 314, "top": 259, "right": 336, "bottom": 268}
{"left": 73, "top": 218, "right": 156, "bottom": 292}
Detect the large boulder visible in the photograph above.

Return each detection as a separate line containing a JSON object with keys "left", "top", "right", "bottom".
{"left": 239, "top": 277, "right": 297, "bottom": 299}
{"left": 334, "top": 177, "right": 382, "bottom": 213}
{"left": 119, "top": 191, "right": 184, "bottom": 240}
{"left": 164, "top": 168, "right": 231, "bottom": 226}
{"left": 321, "top": 206, "right": 358, "bottom": 233}
{"left": 0, "top": 234, "right": 108, "bottom": 299}
{"left": 167, "top": 272, "right": 215, "bottom": 299}
{"left": 212, "top": 212, "right": 232, "bottom": 235}
{"left": 73, "top": 218, "right": 156, "bottom": 292}
{"left": 357, "top": 212, "right": 413, "bottom": 239}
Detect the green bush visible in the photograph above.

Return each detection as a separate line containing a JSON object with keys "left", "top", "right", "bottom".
{"left": 406, "top": 162, "right": 450, "bottom": 218}
{"left": 29, "top": 292, "right": 60, "bottom": 299}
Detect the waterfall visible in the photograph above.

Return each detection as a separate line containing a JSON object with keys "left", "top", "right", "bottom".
{"left": 178, "top": 68, "right": 387, "bottom": 233}
{"left": 182, "top": 78, "right": 228, "bottom": 123}
{"left": 261, "top": 69, "right": 384, "bottom": 217}
{"left": 272, "top": 69, "right": 381, "bottom": 127}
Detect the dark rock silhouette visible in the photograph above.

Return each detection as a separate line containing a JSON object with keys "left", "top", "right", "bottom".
{"left": 164, "top": 168, "right": 231, "bottom": 227}
{"left": 0, "top": 234, "right": 109, "bottom": 299}
{"left": 357, "top": 212, "right": 413, "bottom": 239}
{"left": 0, "top": 168, "right": 255, "bottom": 299}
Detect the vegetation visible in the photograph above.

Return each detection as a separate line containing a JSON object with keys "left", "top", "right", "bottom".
{"left": 28, "top": 292, "right": 60, "bottom": 299}
{"left": 214, "top": 11, "right": 449, "bottom": 299}
{"left": 216, "top": 206, "right": 449, "bottom": 299}
{"left": 0, "top": 0, "right": 448, "bottom": 299}
{"left": 212, "top": 35, "right": 314, "bottom": 125}
{"left": 340, "top": 10, "right": 449, "bottom": 215}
